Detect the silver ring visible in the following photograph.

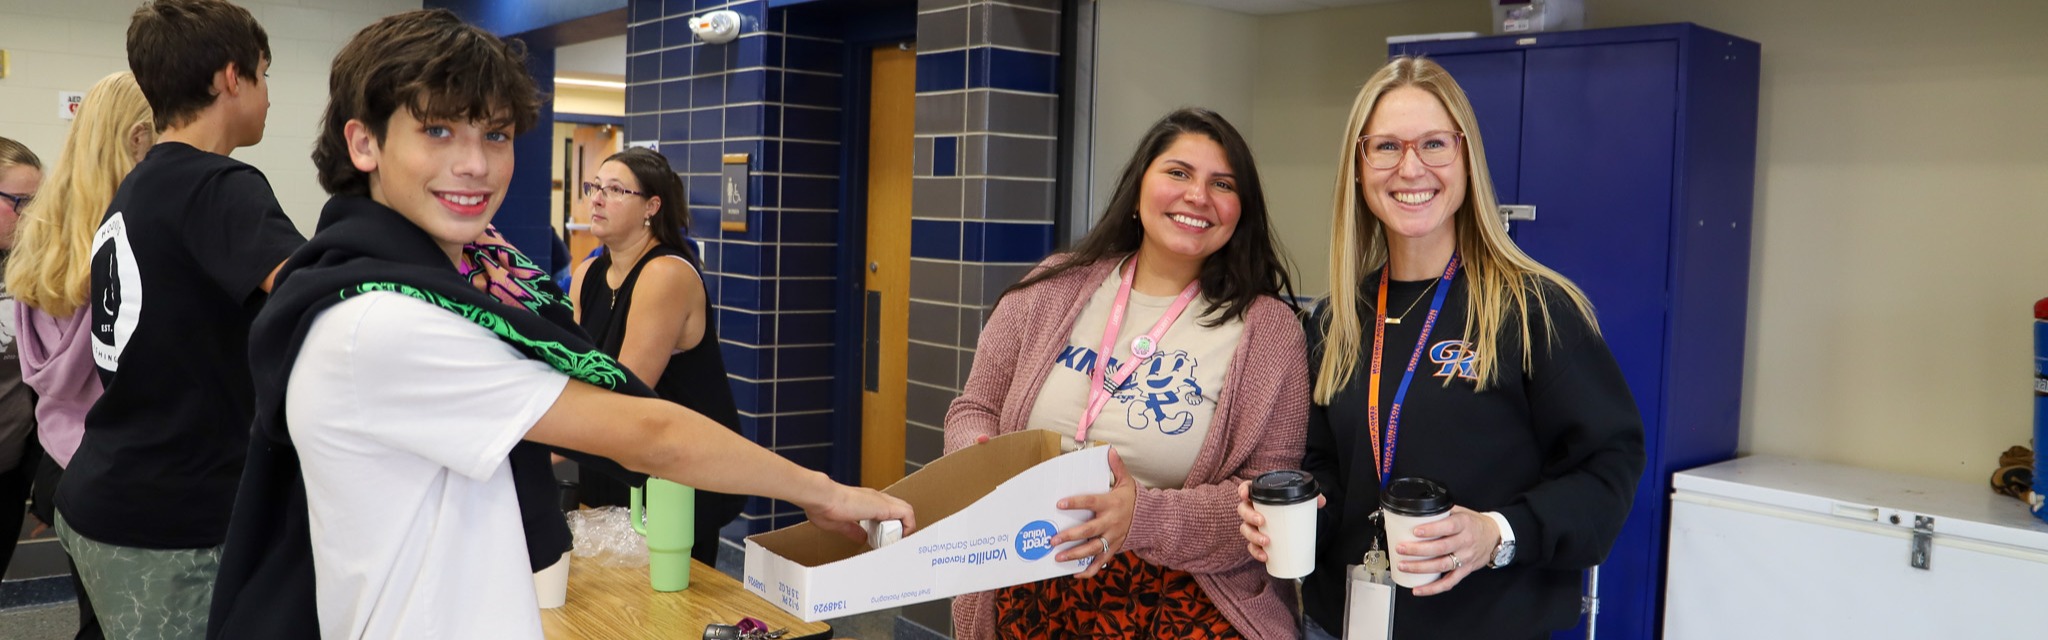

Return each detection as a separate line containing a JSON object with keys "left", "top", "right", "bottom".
{"left": 1450, "top": 554, "right": 1464, "bottom": 570}
{"left": 1095, "top": 536, "right": 1110, "bottom": 556}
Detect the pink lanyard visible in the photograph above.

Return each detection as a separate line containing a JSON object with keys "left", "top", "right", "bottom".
{"left": 1076, "top": 257, "right": 1200, "bottom": 444}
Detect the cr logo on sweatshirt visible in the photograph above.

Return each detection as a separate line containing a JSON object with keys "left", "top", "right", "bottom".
{"left": 1430, "top": 340, "right": 1478, "bottom": 381}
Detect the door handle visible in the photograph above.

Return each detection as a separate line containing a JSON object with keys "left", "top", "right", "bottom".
{"left": 1500, "top": 204, "right": 1537, "bottom": 222}
{"left": 863, "top": 290, "right": 881, "bottom": 393}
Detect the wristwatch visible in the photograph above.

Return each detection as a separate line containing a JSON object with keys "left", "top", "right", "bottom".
{"left": 1482, "top": 511, "right": 1517, "bottom": 569}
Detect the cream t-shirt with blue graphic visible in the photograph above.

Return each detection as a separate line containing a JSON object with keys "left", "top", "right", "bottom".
{"left": 1026, "top": 263, "right": 1245, "bottom": 490}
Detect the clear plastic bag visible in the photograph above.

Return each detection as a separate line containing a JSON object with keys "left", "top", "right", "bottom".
{"left": 567, "top": 506, "right": 649, "bottom": 568}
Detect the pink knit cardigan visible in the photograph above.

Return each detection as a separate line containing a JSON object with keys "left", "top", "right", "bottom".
{"left": 943, "top": 255, "right": 1310, "bottom": 640}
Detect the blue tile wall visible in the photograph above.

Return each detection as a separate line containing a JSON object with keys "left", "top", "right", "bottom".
{"left": 628, "top": 0, "right": 856, "bottom": 533}
{"left": 968, "top": 48, "right": 1058, "bottom": 93}
{"left": 718, "top": 342, "right": 766, "bottom": 380}
{"left": 776, "top": 276, "right": 836, "bottom": 309}
{"left": 970, "top": 221, "right": 1056, "bottom": 263}
{"left": 896, "top": 9, "right": 1063, "bottom": 636}
{"left": 784, "top": 37, "right": 838, "bottom": 73}
{"left": 736, "top": 34, "right": 768, "bottom": 68}
{"left": 781, "top": 141, "right": 837, "bottom": 176}
{"left": 777, "top": 311, "right": 834, "bottom": 345}
{"left": 910, "top": 219, "right": 961, "bottom": 260}
{"left": 728, "top": 378, "right": 775, "bottom": 415}
{"left": 779, "top": 245, "right": 836, "bottom": 278}
{"left": 907, "top": 0, "right": 1062, "bottom": 482}
{"left": 777, "top": 211, "right": 835, "bottom": 243}
{"left": 774, "top": 410, "right": 834, "bottom": 447}
{"left": 718, "top": 308, "right": 766, "bottom": 344}
{"left": 662, "top": 16, "right": 696, "bottom": 48}
{"left": 659, "top": 47, "right": 690, "bottom": 76}
{"left": 914, "top": 50, "right": 966, "bottom": 93}
{"left": 777, "top": 446, "right": 833, "bottom": 475}
{"left": 627, "top": 83, "right": 657, "bottom": 114}
{"left": 783, "top": 106, "right": 837, "bottom": 141}
{"left": 627, "top": 114, "right": 658, "bottom": 141}
{"left": 932, "top": 136, "right": 957, "bottom": 177}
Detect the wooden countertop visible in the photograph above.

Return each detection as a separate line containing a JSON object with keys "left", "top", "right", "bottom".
{"left": 541, "top": 556, "right": 831, "bottom": 639}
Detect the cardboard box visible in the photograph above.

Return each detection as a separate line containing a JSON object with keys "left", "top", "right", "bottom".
{"left": 742, "top": 430, "right": 1112, "bottom": 621}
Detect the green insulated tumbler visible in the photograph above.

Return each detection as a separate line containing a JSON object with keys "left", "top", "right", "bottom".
{"left": 630, "top": 478, "right": 696, "bottom": 591}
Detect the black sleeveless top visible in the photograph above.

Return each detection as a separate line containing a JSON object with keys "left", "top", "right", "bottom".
{"left": 575, "top": 245, "right": 747, "bottom": 553}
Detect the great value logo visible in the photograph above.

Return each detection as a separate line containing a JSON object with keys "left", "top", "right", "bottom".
{"left": 1014, "top": 520, "right": 1058, "bottom": 561}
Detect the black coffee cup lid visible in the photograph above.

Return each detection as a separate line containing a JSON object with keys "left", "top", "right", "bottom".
{"left": 1382, "top": 477, "right": 1452, "bottom": 516}
{"left": 1250, "top": 470, "right": 1318, "bottom": 505}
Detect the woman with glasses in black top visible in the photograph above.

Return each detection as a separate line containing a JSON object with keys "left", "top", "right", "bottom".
{"left": 568, "top": 147, "right": 746, "bottom": 565}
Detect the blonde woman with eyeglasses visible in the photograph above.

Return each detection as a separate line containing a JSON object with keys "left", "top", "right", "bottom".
{"left": 1236, "top": 56, "right": 1645, "bottom": 639}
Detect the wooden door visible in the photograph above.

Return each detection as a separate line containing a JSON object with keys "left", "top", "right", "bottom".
{"left": 567, "top": 125, "right": 618, "bottom": 262}
{"left": 860, "top": 44, "right": 915, "bottom": 489}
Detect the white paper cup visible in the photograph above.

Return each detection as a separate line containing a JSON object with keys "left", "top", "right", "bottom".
{"left": 535, "top": 551, "right": 571, "bottom": 609}
{"left": 1381, "top": 477, "right": 1453, "bottom": 589}
{"left": 1250, "top": 470, "right": 1320, "bottom": 579}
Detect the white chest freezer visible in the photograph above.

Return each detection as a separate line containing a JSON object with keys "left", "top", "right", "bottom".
{"left": 1664, "top": 455, "right": 2048, "bottom": 638}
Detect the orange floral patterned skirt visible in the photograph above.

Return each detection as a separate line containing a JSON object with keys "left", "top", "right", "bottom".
{"left": 992, "top": 551, "right": 1242, "bottom": 639}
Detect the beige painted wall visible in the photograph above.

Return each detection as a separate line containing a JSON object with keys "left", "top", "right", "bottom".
{"left": 555, "top": 85, "right": 624, "bottom": 117}
{"left": 1237, "top": 0, "right": 2048, "bottom": 482}
{"left": 1088, "top": 0, "right": 1260, "bottom": 221}
{"left": 1250, "top": 0, "right": 1489, "bottom": 296}
{"left": 0, "top": 0, "right": 425, "bottom": 234}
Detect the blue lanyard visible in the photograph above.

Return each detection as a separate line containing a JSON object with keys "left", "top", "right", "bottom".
{"left": 1366, "top": 252, "right": 1460, "bottom": 492}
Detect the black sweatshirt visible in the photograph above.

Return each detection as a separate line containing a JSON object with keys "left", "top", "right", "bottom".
{"left": 1301, "top": 271, "right": 1646, "bottom": 639}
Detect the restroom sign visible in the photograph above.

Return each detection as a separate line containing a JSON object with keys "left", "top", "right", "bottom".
{"left": 59, "top": 91, "right": 84, "bottom": 120}
{"left": 720, "top": 153, "right": 749, "bottom": 232}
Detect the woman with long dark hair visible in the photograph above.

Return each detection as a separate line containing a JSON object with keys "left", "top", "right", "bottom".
{"left": 944, "top": 107, "right": 1308, "bottom": 639}
{"left": 568, "top": 147, "right": 745, "bottom": 565}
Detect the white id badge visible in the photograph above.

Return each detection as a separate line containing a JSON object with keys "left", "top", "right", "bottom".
{"left": 1344, "top": 564, "right": 1395, "bottom": 640}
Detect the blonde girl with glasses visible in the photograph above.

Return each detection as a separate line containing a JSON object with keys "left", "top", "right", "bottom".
{"left": 1237, "top": 56, "right": 1645, "bottom": 639}
{"left": 0, "top": 137, "right": 39, "bottom": 242}
{"left": 0, "top": 134, "right": 42, "bottom": 602}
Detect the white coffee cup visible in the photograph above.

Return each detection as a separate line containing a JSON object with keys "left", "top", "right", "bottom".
{"left": 1250, "top": 470, "right": 1320, "bottom": 579}
{"left": 1381, "top": 477, "right": 1454, "bottom": 589}
{"left": 535, "top": 551, "right": 571, "bottom": 609}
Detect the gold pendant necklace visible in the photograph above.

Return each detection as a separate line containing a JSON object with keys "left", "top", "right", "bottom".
{"left": 1379, "top": 278, "right": 1440, "bottom": 326}
{"left": 606, "top": 240, "right": 654, "bottom": 309}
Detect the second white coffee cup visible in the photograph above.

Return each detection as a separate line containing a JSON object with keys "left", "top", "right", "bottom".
{"left": 1382, "top": 476, "right": 1454, "bottom": 589}
{"left": 1250, "top": 469, "right": 1320, "bottom": 579}
{"left": 535, "top": 551, "right": 571, "bottom": 609}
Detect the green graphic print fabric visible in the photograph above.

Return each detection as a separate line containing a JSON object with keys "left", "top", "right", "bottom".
{"left": 343, "top": 282, "right": 629, "bottom": 391}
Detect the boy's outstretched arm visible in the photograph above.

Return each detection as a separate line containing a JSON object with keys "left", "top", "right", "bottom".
{"left": 526, "top": 381, "right": 916, "bottom": 541}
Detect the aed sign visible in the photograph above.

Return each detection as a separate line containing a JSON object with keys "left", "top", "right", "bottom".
{"left": 59, "top": 91, "right": 84, "bottom": 120}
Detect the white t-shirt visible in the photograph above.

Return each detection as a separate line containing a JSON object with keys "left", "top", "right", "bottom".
{"left": 287, "top": 292, "right": 570, "bottom": 639}
{"left": 1026, "top": 264, "right": 1245, "bottom": 489}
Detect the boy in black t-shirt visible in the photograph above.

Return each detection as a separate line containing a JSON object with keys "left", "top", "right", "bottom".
{"left": 56, "top": 2, "right": 305, "bottom": 638}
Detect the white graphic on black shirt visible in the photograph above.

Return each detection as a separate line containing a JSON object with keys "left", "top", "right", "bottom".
{"left": 91, "top": 212, "right": 142, "bottom": 371}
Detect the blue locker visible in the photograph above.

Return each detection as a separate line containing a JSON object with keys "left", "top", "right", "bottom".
{"left": 1393, "top": 23, "right": 1761, "bottom": 640}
